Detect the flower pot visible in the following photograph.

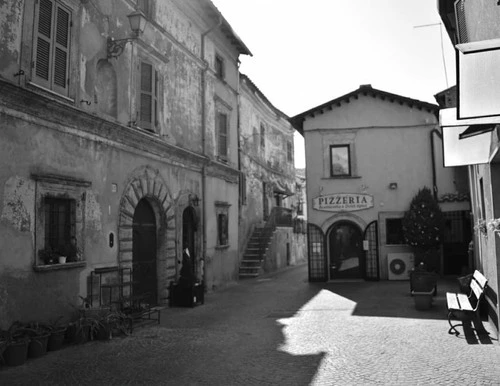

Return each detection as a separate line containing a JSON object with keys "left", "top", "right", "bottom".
{"left": 66, "top": 324, "right": 91, "bottom": 344}
{"left": 28, "top": 333, "right": 50, "bottom": 358}
{"left": 94, "top": 323, "right": 111, "bottom": 341}
{"left": 47, "top": 328, "right": 67, "bottom": 351}
{"left": 58, "top": 256, "right": 67, "bottom": 264}
{"left": 3, "top": 341, "right": 28, "bottom": 366}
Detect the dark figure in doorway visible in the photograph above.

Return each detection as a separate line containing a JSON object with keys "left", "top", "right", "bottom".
{"left": 179, "top": 248, "right": 195, "bottom": 288}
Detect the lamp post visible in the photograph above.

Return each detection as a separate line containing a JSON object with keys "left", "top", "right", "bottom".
{"left": 107, "top": 10, "right": 147, "bottom": 59}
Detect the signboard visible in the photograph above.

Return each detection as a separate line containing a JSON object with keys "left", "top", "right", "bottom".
{"left": 312, "top": 193, "right": 374, "bottom": 212}
{"left": 457, "top": 38, "right": 500, "bottom": 119}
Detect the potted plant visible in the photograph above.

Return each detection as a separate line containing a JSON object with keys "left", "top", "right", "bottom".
{"left": 47, "top": 316, "right": 68, "bottom": 351}
{"left": 23, "top": 321, "right": 52, "bottom": 358}
{"left": 1, "top": 322, "right": 31, "bottom": 366}
{"left": 402, "top": 187, "right": 444, "bottom": 301}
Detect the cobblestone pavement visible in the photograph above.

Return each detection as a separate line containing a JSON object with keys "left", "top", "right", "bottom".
{"left": 2, "top": 264, "right": 500, "bottom": 385}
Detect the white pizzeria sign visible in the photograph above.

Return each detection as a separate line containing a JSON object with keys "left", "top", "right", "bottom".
{"left": 313, "top": 193, "right": 374, "bottom": 212}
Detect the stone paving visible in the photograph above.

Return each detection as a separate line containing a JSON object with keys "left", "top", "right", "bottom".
{"left": 2, "top": 264, "right": 500, "bottom": 385}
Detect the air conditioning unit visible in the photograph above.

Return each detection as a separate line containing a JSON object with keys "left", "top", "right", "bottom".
{"left": 387, "top": 253, "right": 414, "bottom": 281}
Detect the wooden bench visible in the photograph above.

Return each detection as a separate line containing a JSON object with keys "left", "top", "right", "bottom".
{"left": 446, "top": 270, "right": 488, "bottom": 336}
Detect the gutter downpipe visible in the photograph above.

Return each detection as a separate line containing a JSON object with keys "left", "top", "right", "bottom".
{"left": 430, "top": 127, "right": 443, "bottom": 201}
{"left": 200, "top": 14, "right": 223, "bottom": 286}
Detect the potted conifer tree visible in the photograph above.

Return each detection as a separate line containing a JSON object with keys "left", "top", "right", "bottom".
{"left": 402, "top": 187, "right": 444, "bottom": 304}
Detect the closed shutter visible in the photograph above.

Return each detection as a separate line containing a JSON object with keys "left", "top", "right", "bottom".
{"left": 218, "top": 113, "right": 228, "bottom": 159}
{"left": 34, "top": 0, "right": 53, "bottom": 88}
{"left": 53, "top": 4, "right": 70, "bottom": 94}
{"left": 139, "top": 62, "right": 158, "bottom": 131}
{"left": 33, "top": 0, "right": 71, "bottom": 96}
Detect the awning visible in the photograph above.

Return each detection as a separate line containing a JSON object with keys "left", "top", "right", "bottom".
{"left": 440, "top": 108, "right": 500, "bottom": 167}
{"left": 273, "top": 181, "right": 294, "bottom": 197}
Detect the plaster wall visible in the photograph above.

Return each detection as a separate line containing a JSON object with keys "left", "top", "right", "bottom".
{"left": 303, "top": 95, "right": 461, "bottom": 279}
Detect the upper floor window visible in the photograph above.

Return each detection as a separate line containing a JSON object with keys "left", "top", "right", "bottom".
{"left": 137, "top": 0, "right": 154, "bottom": 19}
{"left": 215, "top": 55, "right": 225, "bottom": 80}
{"left": 138, "top": 61, "right": 159, "bottom": 132}
{"left": 217, "top": 112, "right": 228, "bottom": 160}
{"left": 330, "top": 145, "right": 351, "bottom": 177}
{"left": 32, "top": 0, "right": 71, "bottom": 96}
{"left": 287, "top": 141, "right": 293, "bottom": 163}
{"left": 260, "top": 124, "right": 265, "bottom": 149}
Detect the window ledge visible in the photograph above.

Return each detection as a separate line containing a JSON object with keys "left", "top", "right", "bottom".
{"left": 33, "top": 261, "right": 86, "bottom": 272}
{"left": 215, "top": 245, "right": 230, "bottom": 250}
{"left": 322, "top": 176, "right": 362, "bottom": 180}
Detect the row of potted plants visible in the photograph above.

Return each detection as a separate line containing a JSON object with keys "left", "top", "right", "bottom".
{"left": 0, "top": 310, "right": 132, "bottom": 367}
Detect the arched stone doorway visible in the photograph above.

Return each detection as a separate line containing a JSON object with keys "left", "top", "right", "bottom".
{"left": 133, "top": 199, "right": 157, "bottom": 305}
{"left": 118, "top": 165, "right": 175, "bottom": 305}
{"left": 328, "top": 221, "right": 364, "bottom": 279}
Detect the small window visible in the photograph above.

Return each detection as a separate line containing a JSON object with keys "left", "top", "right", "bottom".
{"left": 139, "top": 61, "right": 159, "bottom": 132}
{"left": 217, "top": 112, "right": 228, "bottom": 160}
{"left": 386, "top": 218, "right": 405, "bottom": 245}
{"left": 330, "top": 145, "right": 351, "bottom": 177}
{"left": 215, "top": 55, "right": 225, "bottom": 80}
{"left": 217, "top": 213, "right": 228, "bottom": 246}
{"left": 287, "top": 141, "right": 293, "bottom": 163}
{"left": 260, "top": 124, "right": 265, "bottom": 149}
{"left": 137, "top": 0, "right": 153, "bottom": 19}
{"left": 32, "top": 0, "right": 72, "bottom": 96}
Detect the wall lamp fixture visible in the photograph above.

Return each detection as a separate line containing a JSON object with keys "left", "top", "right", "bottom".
{"left": 107, "top": 10, "right": 147, "bottom": 59}
{"left": 190, "top": 194, "right": 200, "bottom": 207}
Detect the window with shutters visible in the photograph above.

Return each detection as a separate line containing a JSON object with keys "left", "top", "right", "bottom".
{"left": 260, "top": 124, "right": 265, "bottom": 149}
{"left": 32, "top": 0, "right": 71, "bottom": 96}
{"left": 138, "top": 61, "right": 159, "bottom": 132}
{"left": 287, "top": 141, "right": 293, "bottom": 163}
{"left": 217, "top": 112, "right": 228, "bottom": 161}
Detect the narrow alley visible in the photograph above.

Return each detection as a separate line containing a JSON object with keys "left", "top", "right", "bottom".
{"left": 1, "top": 264, "right": 500, "bottom": 385}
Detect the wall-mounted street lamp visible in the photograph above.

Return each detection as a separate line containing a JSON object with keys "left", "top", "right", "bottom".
{"left": 107, "top": 10, "right": 147, "bottom": 59}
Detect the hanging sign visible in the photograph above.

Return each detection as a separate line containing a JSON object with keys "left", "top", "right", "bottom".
{"left": 312, "top": 193, "right": 374, "bottom": 212}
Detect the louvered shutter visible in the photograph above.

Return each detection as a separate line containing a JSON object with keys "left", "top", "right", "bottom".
{"left": 140, "top": 62, "right": 153, "bottom": 130}
{"left": 218, "top": 113, "right": 228, "bottom": 159}
{"left": 34, "top": 0, "right": 53, "bottom": 89}
{"left": 52, "top": 4, "right": 70, "bottom": 94}
{"left": 33, "top": 0, "right": 71, "bottom": 96}
{"left": 154, "top": 69, "right": 159, "bottom": 128}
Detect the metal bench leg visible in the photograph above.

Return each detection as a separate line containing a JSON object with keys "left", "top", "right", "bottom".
{"left": 448, "top": 311, "right": 460, "bottom": 336}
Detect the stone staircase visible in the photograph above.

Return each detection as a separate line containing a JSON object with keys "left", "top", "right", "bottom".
{"left": 238, "top": 226, "right": 275, "bottom": 279}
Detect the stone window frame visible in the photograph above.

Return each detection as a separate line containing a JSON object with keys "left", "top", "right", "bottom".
{"left": 32, "top": 173, "right": 89, "bottom": 271}
{"left": 214, "top": 96, "right": 232, "bottom": 163}
{"left": 215, "top": 201, "right": 231, "bottom": 249}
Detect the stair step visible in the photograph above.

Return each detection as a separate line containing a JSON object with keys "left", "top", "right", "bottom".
{"left": 239, "top": 273, "right": 260, "bottom": 278}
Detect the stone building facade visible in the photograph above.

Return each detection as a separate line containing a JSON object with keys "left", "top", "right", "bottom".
{"left": 238, "top": 74, "right": 306, "bottom": 274}
{"left": 0, "top": 0, "right": 252, "bottom": 327}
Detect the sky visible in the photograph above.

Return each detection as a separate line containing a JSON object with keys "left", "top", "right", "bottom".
{"left": 211, "top": 0, "right": 457, "bottom": 168}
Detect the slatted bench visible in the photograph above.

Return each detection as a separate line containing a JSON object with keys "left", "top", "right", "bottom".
{"left": 446, "top": 270, "right": 488, "bottom": 336}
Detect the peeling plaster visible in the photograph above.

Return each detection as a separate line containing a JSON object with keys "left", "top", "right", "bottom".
{"left": 1, "top": 176, "right": 34, "bottom": 233}
{"left": 85, "top": 190, "right": 102, "bottom": 231}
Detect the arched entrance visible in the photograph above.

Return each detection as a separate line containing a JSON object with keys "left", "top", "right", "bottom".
{"left": 133, "top": 199, "right": 157, "bottom": 305}
{"left": 182, "top": 206, "right": 197, "bottom": 276}
{"left": 328, "top": 221, "right": 364, "bottom": 279}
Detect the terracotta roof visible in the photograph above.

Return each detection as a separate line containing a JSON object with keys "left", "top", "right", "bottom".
{"left": 240, "top": 74, "right": 289, "bottom": 120}
{"left": 290, "top": 84, "right": 440, "bottom": 135}
{"left": 203, "top": 0, "right": 252, "bottom": 56}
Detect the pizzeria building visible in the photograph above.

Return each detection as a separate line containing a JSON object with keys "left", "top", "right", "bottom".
{"left": 291, "top": 85, "right": 471, "bottom": 281}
